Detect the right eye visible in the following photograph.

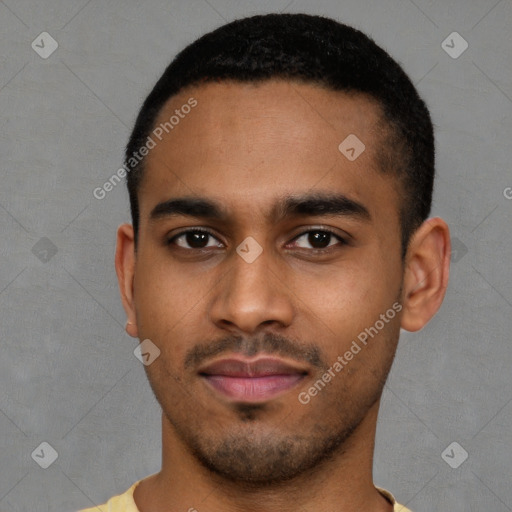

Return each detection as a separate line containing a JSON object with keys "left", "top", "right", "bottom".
{"left": 167, "top": 229, "right": 224, "bottom": 250}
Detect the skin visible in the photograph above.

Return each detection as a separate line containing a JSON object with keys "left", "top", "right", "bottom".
{"left": 115, "top": 80, "right": 451, "bottom": 512}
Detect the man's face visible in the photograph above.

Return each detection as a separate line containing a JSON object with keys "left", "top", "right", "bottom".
{"left": 130, "top": 80, "right": 405, "bottom": 482}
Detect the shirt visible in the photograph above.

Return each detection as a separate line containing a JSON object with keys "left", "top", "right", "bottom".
{"left": 78, "top": 481, "right": 413, "bottom": 511}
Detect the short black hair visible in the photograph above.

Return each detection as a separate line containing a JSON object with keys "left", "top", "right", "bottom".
{"left": 125, "top": 13, "right": 435, "bottom": 259}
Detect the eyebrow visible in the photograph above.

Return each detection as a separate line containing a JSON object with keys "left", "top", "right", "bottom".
{"left": 271, "top": 193, "right": 371, "bottom": 223}
{"left": 149, "top": 192, "right": 371, "bottom": 223}
{"left": 150, "top": 197, "right": 227, "bottom": 221}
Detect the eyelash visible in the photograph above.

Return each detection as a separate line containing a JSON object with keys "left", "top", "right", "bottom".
{"left": 166, "top": 228, "right": 348, "bottom": 252}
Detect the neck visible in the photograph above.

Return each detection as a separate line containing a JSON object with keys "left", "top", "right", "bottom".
{"left": 134, "top": 398, "right": 392, "bottom": 512}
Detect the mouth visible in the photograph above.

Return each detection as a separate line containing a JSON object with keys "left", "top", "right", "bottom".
{"left": 198, "top": 356, "right": 309, "bottom": 403}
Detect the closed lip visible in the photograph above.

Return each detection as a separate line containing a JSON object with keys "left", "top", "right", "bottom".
{"left": 198, "top": 356, "right": 309, "bottom": 378}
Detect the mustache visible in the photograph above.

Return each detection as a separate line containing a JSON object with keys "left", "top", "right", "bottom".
{"left": 184, "top": 332, "right": 327, "bottom": 371}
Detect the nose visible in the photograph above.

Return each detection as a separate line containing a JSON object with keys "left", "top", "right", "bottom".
{"left": 209, "top": 246, "right": 294, "bottom": 335}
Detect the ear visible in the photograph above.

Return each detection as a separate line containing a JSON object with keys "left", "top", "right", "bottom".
{"left": 115, "top": 223, "right": 139, "bottom": 338}
{"left": 400, "top": 217, "right": 451, "bottom": 332}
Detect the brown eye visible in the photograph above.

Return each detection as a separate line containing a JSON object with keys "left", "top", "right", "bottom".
{"left": 308, "top": 231, "right": 331, "bottom": 248}
{"left": 291, "top": 230, "right": 346, "bottom": 250}
{"left": 168, "top": 230, "right": 223, "bottom": 250}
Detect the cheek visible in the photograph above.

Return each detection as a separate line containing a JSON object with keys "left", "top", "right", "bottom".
{"left": 133, "top": 256, "right": 206, "bottom": 339}
{"left": 295, "top": 262, "right": 378, "bottom": 315}
{"left": 293, "top": 261, "right": 400, "bottom": 349}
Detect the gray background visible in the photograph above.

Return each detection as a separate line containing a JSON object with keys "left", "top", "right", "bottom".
{"left": 0, "top": 0, "right": 511, "bottom": 510}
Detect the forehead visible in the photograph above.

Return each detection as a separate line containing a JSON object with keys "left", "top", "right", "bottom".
{"left": 151, "top": 80, "right": 384, "bottom": 164}
{"left": 139, "top": 80, "right": 397, "bottom": 228}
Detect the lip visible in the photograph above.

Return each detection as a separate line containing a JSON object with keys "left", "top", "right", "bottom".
{"left": 199, "top": 356, "right": 308, "bottom": 403}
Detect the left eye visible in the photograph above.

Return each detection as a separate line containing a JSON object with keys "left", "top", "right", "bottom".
{"left": 291, "top": 230, "right": 346, "bottom": 250}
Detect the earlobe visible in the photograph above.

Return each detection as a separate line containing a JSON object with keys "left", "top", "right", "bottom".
{"left": 400, "top": 217, "right": 451, "bottom": 332}
{"left": 115, "top": 223, "right": 139, "bottom": 338}
{"left": 125, "top": 320, "right": 138, "bottom": 338}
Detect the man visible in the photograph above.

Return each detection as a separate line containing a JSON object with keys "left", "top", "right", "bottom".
{"left": 80, "top": 13, "right": 450, "bottom": 512}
